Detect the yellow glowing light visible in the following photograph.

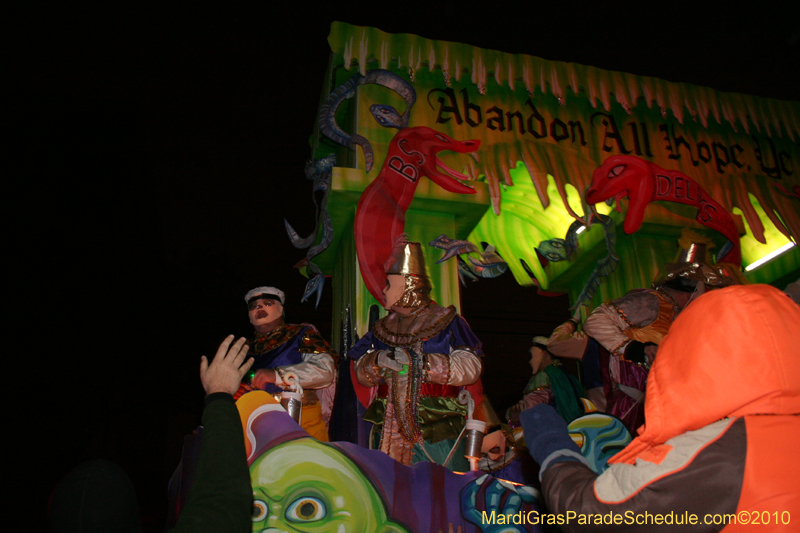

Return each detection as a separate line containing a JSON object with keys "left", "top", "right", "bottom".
{"left": 744, "top": 242, "right": 797, "bottom": 272}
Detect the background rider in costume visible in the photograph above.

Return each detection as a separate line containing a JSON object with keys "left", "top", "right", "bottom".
{"left": 545, "top": 315, "right": 607, "bottom": 413}
{"left": 506, "top": 335, "right": 585, "bottom": 426}
{"left": 239, "top": 286, "right": 337, "bottom": 441}
{"left": 349, "top": 235, "right": 483, "bottom": 468}
{"left": 583, "top": 231, "right": 743, "bottom": 432}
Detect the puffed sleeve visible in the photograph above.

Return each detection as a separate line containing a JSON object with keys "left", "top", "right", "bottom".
{"left": 353, "top": 349, "right": 384, "bottom": 388}
{"left": 425, "top": 348, "right": 482, "bottom": 386}
{"left": 584, "top": 292, "right": 660, "bottom": 356}
{"left": 546, "top": 320, "right": 590, "bottom": 360}
{"left": 584, "top": 303, "right": 633, "bottom": 356}
{"left": 275, "top": 351, "right": 335, "bottom": 390}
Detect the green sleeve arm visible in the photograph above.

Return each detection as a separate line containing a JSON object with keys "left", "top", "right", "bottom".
{"left": 170, "top": 393, "right": 252, "bottom": 533}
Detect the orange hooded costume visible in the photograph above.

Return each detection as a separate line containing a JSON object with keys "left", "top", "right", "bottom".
{"left": 533, "top": 284, "right": 800, "bottom": 531}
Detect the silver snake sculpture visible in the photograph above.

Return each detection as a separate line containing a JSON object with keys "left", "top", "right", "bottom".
{"left": 536, "top": 210, "right": 619, "bottom": 310}
{"left": 286, "top": 70, "right": 418, "bottom": 306}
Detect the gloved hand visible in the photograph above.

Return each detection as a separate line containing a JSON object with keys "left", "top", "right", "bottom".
{"left": 377, "top": 350, "right": 405, "bottom": 372}
{"left": 519, "top": 404, "right": 586, "bottom": 476}
{"left": 393, "top": 347, "right": 410, "bottom": 365}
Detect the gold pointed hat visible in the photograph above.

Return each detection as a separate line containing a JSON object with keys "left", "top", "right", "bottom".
{"left": 652, "top": 229, "right": 746, "bottom": 288}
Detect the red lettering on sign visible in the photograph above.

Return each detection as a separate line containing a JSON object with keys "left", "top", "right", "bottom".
{"left": 674, "top": 176, "right": 685, "bottom": 199}
{"left": 699, "top": 202, "right": 717, "bottom": 222}
{"left": 387, "top": 156, "right": 418, "bottom": 183}
{"left": 657, "top": 175, "right": 671, "bottom": 197}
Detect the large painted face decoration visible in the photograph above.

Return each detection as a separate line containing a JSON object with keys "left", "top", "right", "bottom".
{"left": 250, "top": 439, "right": 407, "bottom": 533}
{"left": 239, "top": 393, "right": 542, "bottom": 533}
{"left": 248, "top": 297, "right": 283, "bottom": 328}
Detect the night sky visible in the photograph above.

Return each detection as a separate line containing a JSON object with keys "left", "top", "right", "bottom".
{"left": 10, "top": 3, "right": 797, "bottom": 530}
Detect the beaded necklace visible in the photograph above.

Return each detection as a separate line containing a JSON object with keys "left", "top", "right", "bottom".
{"left": 391, "top": 347, "right": 425, "bottom": 444}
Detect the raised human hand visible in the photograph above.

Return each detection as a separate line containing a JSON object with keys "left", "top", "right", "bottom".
{"left": 200, "top": 335, "right": 254, "bottom": 396}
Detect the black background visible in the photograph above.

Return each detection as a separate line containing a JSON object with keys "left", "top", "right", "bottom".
{"left": 9, "top": 2, "right": 798, "bottom": 530}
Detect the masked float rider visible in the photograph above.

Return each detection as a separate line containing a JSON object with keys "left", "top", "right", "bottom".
{"left": 349, "top": 236, "right": 484, "bottom": 467}
{"left": 240, "top": 286, "right": 336, "bottom": 441}
{"left": 505, "top": 334, "right": 585, "bottom": 426}
{"left": 583, "top": 234, "right": 744, "bottom": 432}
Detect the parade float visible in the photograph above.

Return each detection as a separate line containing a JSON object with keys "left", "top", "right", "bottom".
{"left": 214, "top": 23, "right": 799, "bottom": 533}
{"left": 289, "top": 22, "right": 798, "bottom": 347}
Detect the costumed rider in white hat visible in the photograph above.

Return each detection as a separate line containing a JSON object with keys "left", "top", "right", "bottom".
{"left": 239, "top": 286, "right": 337, "bottom": 441}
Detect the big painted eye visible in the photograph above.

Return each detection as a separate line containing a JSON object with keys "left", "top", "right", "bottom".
{"left": 252, "top": 500, "right": 268, "bottom": 522}
{"left": 608, "top": 165, "right": 625, "bottom": 178}
{"left": 286, "top": 496, "right": 327, "bottom": 522}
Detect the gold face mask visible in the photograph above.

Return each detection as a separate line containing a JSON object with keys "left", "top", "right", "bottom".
{"left": 392, "top": 274, "right": 431, "bottom": 310}
{"left": 384, "top": 236, "right": 432, "bottom": 311}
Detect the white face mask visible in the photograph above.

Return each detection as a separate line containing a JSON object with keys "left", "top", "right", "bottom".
{"left": 248, "top": 298, "right": 284, "bottom": 327}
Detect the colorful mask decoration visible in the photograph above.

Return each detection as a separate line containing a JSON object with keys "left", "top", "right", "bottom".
{"left": 651, "top": 229, "right": 747, "bottom": 289}
{"left": 383, "top": 236, "right": 431, "bottom": 310}
{"left": 567, "top": 413, "right": 632, "bottom": 474}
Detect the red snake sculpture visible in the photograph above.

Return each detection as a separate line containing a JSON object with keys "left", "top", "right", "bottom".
{"left": 586, "top": 155, "right": 741, "bottom": 266}
{"left": 355, "top": 126, "right": 480, "bottom": 302}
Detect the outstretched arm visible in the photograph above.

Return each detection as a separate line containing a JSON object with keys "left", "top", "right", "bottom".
{"left": 171, "top": 336, "right": 255, "bottom": 533}
{"left": 584, "top": 292, "right": 659, "bottom": 356}
{"left": 520, "top": 405, "right": 742, "bottom": 532}
{"left": 251, "top": 329, "right": 336, "bottom": 390}
{"left": 252, "top": 352, "right": 336, "bottom": 390}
